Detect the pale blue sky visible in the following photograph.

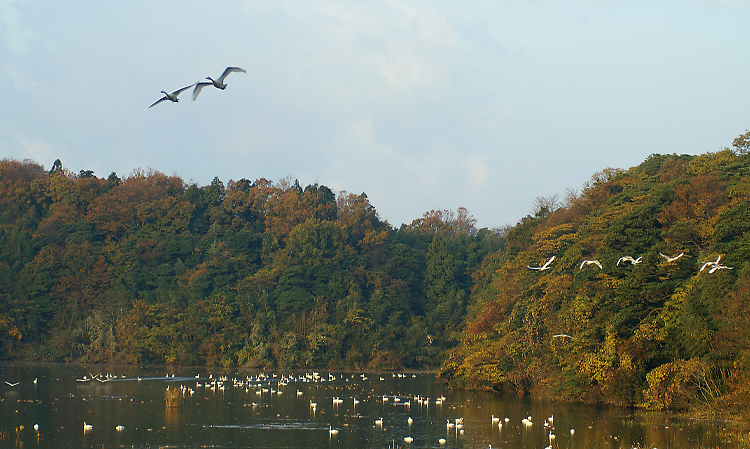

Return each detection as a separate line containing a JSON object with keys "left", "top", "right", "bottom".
{"left": 1, "top": 1, "right": 748, "bottom": 228}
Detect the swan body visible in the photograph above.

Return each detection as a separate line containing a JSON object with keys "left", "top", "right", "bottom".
{"left": 192, "top": 66, "right": 246, "bottom": 100}
{"left": 83, "top": 422, "right": 93, "bottom": 432}
{"left": 144, "top": 83, "right": 195, "bottom": 110}
{"left": 404, "top": 436, "right": 414, "bottom": 443}
{"left": 528, "top": 256, "right": 555, "bottom": 271}
{"left": 579, "top": 259, "right": 603, "bottom": 270}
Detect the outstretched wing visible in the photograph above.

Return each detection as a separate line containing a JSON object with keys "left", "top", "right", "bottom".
{"left": 192, "top": 82, "right": 212, "bottom": 101}
{"left": 218, "top": 66, "right": 247, "bottom": 83}
{"left": 172, "top": 83, "right": 196, "bottom": 96}
{"left": 143, "top": 95, "right": 168, "bottom": 111}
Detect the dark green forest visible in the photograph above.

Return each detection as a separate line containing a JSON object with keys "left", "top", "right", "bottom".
{"left": 0, "top": 158, "right": 500, "bottom": 369}
{"left": 2, "top": 131, "right": 750, "bottom": 417}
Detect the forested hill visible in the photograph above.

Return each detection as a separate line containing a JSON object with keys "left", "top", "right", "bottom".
{"left": 439, "top": 133, "right": 750, "bottom": 414}
{"left": 0, "top": 159, "right": 501, "bottom": 368}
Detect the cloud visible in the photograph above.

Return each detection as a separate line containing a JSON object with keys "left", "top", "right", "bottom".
{"left": 2, "top": 130, "right": 62, "bottom": 167}
{"left": 298, "top": 0, "right": 457, "bottom": 101}
{"left": 462, "top": 153, "right": 490, "bottom": 194}
{"left": 0, "top": 0, "right": 37, "bottom": 53}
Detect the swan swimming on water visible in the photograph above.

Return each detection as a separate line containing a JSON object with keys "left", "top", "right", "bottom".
{"left": 192, "top": 67, "right": 246, "bottom": 101}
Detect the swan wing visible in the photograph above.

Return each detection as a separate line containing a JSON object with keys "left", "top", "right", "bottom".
{"left": 144, "top": 96, "right": 168, "bottom": 111}
{"left": 218, "top": 66, "right": 247, "bottom": 82}
{"left": 172, "top": 83, "right": 196, "bottom": 96}
{"left": 541, "top": 255, "right": 555, "bottom": 268}
{"left": 192, "top": 82, "right": 212, "bottom": 101}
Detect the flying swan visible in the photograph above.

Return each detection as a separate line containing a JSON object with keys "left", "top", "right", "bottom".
{"left": 192, "top": 67, "right": 247, "bottom": 101}
{"left": 700, "top": 255, "right": 722, "bottom": 272}
{"left": 659, "top": 252, "right": 684, "bottom": 263}
{"left": 528, "top": 256, "right": 555, "bottom": 271}
{"left": 579, "top": 260, "right": 603, "bottom": 269}
{"left": 143, "top": 84, "right": 196, "bottom": 111}
{"left": 616, "top": 256, "right": 642, "bottom": 266}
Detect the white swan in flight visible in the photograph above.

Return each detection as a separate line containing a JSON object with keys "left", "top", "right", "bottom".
{"left": 616, "top": 256, "right": 642, "bottom": 266}
{"left": 709, "top": 264, "right": 733, "bottom": 274}
{"left": 659, "top": 252, "right": 684, "bottom": 263}
{"left": 143, "top": 84, "right": 196, "bottom": 111}
{"left": 192, "top": 66, "right": 247, "bottom": 100}
{"left": 700, "top": 255, "right": 722, "bottom": 272}
{"left": 552, "top": 334, "right": 576, "bottom": 340}
{"left": 580, "top": 260, "right": 603, "bottom": 269}
{"left": 528, "top": 256, "right": 555, "bottom": 271}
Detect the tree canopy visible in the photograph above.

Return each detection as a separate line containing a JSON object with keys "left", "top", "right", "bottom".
{"left": 0, "top": 159, "right": 499, "bottom": 369}
{"left": 439, "top": 139, "right": 750, "bottom": 416}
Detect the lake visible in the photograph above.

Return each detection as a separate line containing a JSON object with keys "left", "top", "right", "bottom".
{"left": 0, "top": 362, "right": 739, "bottom": 448}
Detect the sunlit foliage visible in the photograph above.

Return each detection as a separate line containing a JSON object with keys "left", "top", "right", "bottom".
{"left": 440, "top": 138, "right": 750, "bottom": 417}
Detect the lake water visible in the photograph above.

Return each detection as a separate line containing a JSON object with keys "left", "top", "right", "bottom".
{"left": 0, "top": 362, "right": 739, "bottom": 448}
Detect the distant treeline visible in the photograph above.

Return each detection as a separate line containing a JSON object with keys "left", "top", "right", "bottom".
{"left": 2, "top": 130, "right": 750, "bottom": 416}
{"left": 0, "top": 158, "right": 500, "bottom": 369}
{"left": 439, "top": 131, "right": 750, "bottom": 416}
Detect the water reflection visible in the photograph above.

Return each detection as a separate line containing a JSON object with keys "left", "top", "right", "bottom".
{"left": 0, "top": 362, "right": 739, "bottom": 448}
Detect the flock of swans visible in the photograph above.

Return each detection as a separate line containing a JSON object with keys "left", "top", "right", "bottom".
{"left": 143, "top": 66, "right": 246, "bottom": 111}
{"left": 528, "top": 252, "right": 734, "bottom": 273}
{"left": 4, "top": 367, "right": 708, "bottom": 448}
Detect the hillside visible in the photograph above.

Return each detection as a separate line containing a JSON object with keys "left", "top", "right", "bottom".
{"left": 439, "top": 132, "right": 750, "bottom": 416}
{"left": 0, "top": 159, "right": 500, "bottom": 368}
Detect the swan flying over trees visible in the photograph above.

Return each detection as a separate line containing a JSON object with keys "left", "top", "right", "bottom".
{"left": 579, "top": 260, "right": 603, "bottom": 270}
{"left": 528, "top": 256, "right": 555, "bottom": 271}
{"left": 616, "top": 256, "right": 642, "bottom": 266}
{"left": 659, "top": 252, "right": 684, "bottom": 262}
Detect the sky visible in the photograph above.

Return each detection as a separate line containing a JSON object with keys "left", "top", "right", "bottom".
{"left": 1, "top": 1, "right": 749, "bottom": 229}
